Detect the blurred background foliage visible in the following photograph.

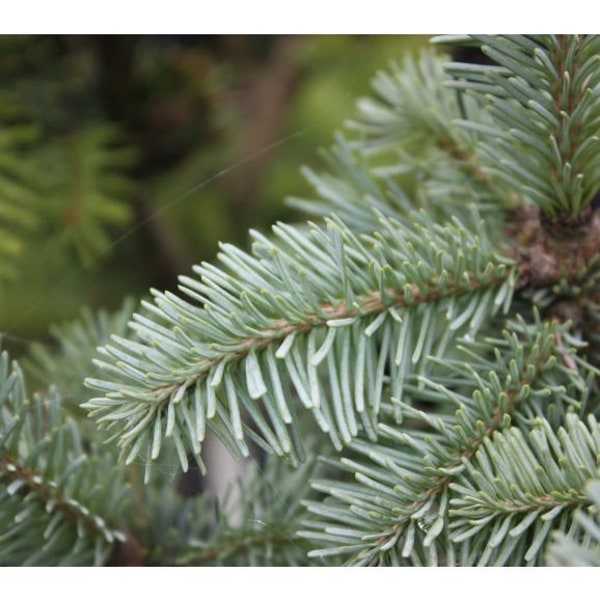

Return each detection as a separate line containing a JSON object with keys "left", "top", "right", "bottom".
{"left": 0, "top": 35, "right": 429, "bottom": 362}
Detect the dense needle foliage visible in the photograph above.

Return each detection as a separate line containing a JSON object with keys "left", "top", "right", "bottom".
{"left": 2, "top": 35, "right": 600, "bottom": 566}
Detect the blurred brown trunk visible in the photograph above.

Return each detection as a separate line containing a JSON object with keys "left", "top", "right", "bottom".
{"left": 224, "top": 36, "right": 301, "bottom": 230}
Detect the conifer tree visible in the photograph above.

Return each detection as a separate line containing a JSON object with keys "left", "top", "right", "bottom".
{"left": 2, "top": 34, "right": 600, "bottom": 566}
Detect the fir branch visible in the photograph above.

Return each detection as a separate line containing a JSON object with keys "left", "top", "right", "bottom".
{"left": 180, "top": 525, "right": 305, "bottom": 566}
{"left": 25, "top": 298, "right": 136, "bottom": 403}
{"left": 84, "top": 208, "right": 514, "bottom": 478}
{"left": 0, "top": 351, "right": 131, "bottom": 565}
{"left": 346, "top": 49, "right": 491, "bottom": 191}
{"left": 441, "top": 35, "right": 600, "bottom": 219}
{"left": 138, "top": 455, "right": 321, "bottom": 566}
{"left": 450, "top": 414, "right": 600, "bottom": 565}
{"left": 290, "top": 51, "right": 503, "bottom": 232}
{"left": 299, "top": 318, "right": 596, "bottom": 565}
{"left": 43, "top": 124, "right": 136, "bottom": 266}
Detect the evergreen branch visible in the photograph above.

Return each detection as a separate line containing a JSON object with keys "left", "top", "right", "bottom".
{"left": 84, "top": 208, "right": 514, "bottom": 478}
{"left": 299, "top": 318, "right": 594, "bottom": 565}
{"left": 0, "top": 351, "right": 131, "bottom": 565}
{"left": 450, "top": 414, "right": 600, "bottom": 565}
{"left": 441, "top": 35, "right": 600, "bottom": 217}
{"left": 140, "top": 456, "right": 321, "bottom": 566}
{"left": 289, "top": 136, "right": 409, "bottom": 232}
{"left": 290, "top": 51, "right": 503, "bottom": 232}
{"left": 181, "top": 526, "right": 305, "bottom": 566}
{"left": 43, "top": 124, "right": 136, "bottom": 265}
{"left": 0, "top": 99, "right": 136, "bottom": 282}
{"left": 346, "top": 49, "right": 490, "bottom": 190}
{"left": 25, "top": 298, "right": 136, "bottom": 404}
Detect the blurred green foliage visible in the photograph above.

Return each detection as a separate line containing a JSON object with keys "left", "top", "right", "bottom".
{"left": 0, "top": 35, "right": 427, "bottom": 352}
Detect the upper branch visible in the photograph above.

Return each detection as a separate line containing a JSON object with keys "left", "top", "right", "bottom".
{"left": 443, "top": 35, "right": 600, "bottom": 221}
